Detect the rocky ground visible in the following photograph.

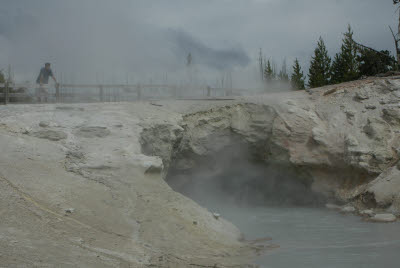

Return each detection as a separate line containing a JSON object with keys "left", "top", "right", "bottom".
{"left": 0, "top": 77, "right": 399, "bottom": 267}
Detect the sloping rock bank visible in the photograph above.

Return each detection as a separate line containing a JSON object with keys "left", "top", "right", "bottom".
{"left": 0, "top": 103, "right": 256, "bottom": 267}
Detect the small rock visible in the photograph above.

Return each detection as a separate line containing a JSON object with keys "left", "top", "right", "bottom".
{"left": 213, "top": 213, "right": 220, "bottom": 220}
{"left": 312, "top": 127, "right": 328, "bottom": 146}
{"left": 65, "top": 208, "right": 75, "bottom": 214}
{"left": 354, "top": 91, "right": 369, "bottom": 101}
{"left": 193, "top": 221, "right": 198, "bottom": 225}
{"left": 341, "top": 206, "right": 356, "bottom": 213}
{"left": 66, "top": 151, "right": 84, "bottom": 160}
{"left": 345, "top": 135, "right": 359, "bottom": 147}
{"left": 360, "top": 210, "right": 375, "bottom": 217}
{"left": 365, "top": 105, "right": 376, "bottom": 110}
{"left": 382, "top": 108, "right": 400, "bottom": 124}
{"left": 326, "top": 203, "right": 341, "bottom": 210}
{"left": 22, "top": 128, "right": 31, "bottom": 134}
{"left": 370, "top": 214, "right": 397, "bottom": 223}
{"left": 345, "top": 109, "right": 356, "bottom": 120}
{"left": 39, "top": 121, "right": 49, "bottom": 128}
{"left": 75, "top": 126, "right": 111, "bottom": 138}
{"left": 32, "top": 130, "right": 68, "bottom": 141}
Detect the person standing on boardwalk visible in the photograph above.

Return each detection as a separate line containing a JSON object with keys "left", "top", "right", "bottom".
{"left": 36, "top": 63, "right": 57, "bottom": 102}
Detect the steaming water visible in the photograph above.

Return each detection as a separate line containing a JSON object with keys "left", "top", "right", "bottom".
{"left": 188, "top": 193, "right": 400, "bottom": 268}
{"left": 168, "top": 149, "right": 400, "bottom": 267}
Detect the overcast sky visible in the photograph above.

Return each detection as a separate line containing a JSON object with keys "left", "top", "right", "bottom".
{"left": 0, "top": 0, "right": 397, "bottom": 86}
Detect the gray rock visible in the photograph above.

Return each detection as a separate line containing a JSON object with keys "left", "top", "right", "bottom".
{"left": 345, "top": 135, "right": 359, "bottom": 147}
{"left": 363, "top": 118, "right": 389, "bottom": 141}
{"left": 312, "top": 127, "right": 328, "bottom": 146}
{"left": 65, "top": 208, "right": 75, "bottom": 214}
{"left": 365, "top": 105, "right": 376, "bottom": 110}
{"left": 145, "top": 164, "right": 164, "bottom": 174}
{"left": 32, "top": 130, "right": 67, "bottom": 141}
{"left": 143, "top": 159, "right": 164, "bottom": 174}
{"left": 213, "top": 213, "right": 220, "bottom": 220}
{"left": 286, "top": 100, "right": 296, "bottom": 106}
{"left": 370, "top": 214, "right": 397, "bottom": 222}
{"left": 359, "top": 210, "right": 375, "bottom": 217}
{"left": 354, "top": 90, "right": 369, "bottom": 101}
{"left": 39, "top": 121, "right": 50, "bottom": 128}
{"left": 341, "top": 206, "right": 356, "bottom": 213}
{"left": 75, "top": 126, "right": 111, "bottom": 138}
{"left": 326, "top": 203, "right": 341, "bottom": 210}
{"left": 22, "top": 127, "right": 31, "bottom": 134}
{"left": 382, "top": 108, "right": 400, "bottom": 124}
{"left": 345, "top": 109, "right": 356, "bottom": 118}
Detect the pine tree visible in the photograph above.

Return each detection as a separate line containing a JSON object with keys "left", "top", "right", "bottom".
{"left": 331, "top": 53, "right": 345, "bottom": 84}
{"left": 358, "top": 49, "right": 397, "bottom": 76}
{"left": 278, "top": 59, "right": 289, "bottom": 82}
{"left": 308, "top": 37, "right": 331, "bottom": 88}
{"left": 264, "top": 59, "right": 275, "bottom": 81}
{"left": 259, "top": 49, "right": 264, "bottom": 81}
{"left": 291, "top": 58, "right": 305, "bottom": 90}
{"left": 331, "top": 25, "right": 359, "bottom": 84}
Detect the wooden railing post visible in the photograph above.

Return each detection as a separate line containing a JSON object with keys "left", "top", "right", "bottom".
{"left": 55, "top": 83, "right": 60, "bottom": 102}
{"left": 4, "top": 82, "right": 9, "bottom": 105}
{"left": 207, "top": 86, "right": 211, "bottom": 97}
{"left": 99, "top": 86, "right": 104, "bottom": 102}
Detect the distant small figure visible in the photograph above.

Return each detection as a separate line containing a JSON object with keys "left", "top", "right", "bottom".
{"left": 36, "top": 63, "right": 57, "bottom": 102}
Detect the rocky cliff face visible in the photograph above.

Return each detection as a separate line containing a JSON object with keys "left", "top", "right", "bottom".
{"left": 140, "top": 77, "right": 400, "bottom": 216}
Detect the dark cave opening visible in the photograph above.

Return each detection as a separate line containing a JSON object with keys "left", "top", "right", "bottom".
{"left": 166, "top": 141, "right": 326, "bottom": 209}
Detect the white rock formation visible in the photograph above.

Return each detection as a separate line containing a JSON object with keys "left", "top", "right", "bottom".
{"left": 1, "top": 77, "right": 399, "bottom": 266}
{"left": 370, "top": 214, "right": 397, "bottom": 223}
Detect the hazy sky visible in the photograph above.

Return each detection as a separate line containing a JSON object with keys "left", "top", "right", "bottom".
{"left": 0, "top": 0, "right": 397, "bottom": 85}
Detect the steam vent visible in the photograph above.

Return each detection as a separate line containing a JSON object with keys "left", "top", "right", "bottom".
{"left": 0, "top": 77, "right": 399, "bottom": 267}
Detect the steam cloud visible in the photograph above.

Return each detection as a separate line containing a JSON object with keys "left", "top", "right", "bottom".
{"left": 0, "top": 0, "right": 395, "bottom": 88}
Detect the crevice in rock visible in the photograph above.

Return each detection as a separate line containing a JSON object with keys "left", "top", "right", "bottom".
{"left": 166, "top": 138, "right": 326, "bottom": 207}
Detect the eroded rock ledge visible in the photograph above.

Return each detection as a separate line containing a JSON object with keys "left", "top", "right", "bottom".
{"left": 140, "top": 78, "right": 400, "bottom": 217}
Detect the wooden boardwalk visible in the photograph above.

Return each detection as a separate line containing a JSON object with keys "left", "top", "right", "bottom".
{"left": 0, "top": 82, "right": 236, "bottom": 105}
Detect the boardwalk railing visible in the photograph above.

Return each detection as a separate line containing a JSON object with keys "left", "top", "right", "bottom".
{"left": 0, "top": 82, "right": 237, "bottom": 105}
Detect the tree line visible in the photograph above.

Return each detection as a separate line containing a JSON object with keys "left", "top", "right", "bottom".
{"left": 259, "top": 25, "right": 397, "bottom": 90}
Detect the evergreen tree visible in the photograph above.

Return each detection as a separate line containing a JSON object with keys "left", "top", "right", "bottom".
{"left": 0, "top": 71, "right": 4, "bottom": 84}
{"left": 264, "top": 59, "right": 275, "bottom": 81}
{"left": 358, "top": 49, "right": 397, "bottom": 76}
{"left": 308, "top": 37, "right": 331, "bottom": 88}
{"left": 291, "top": 58, "right": 305, "bottom": 90}
{"left": 331, "top": 25, "right": 359, "bottom": 84}
{"left": 258, "top": 49, "right": 264, "bottom": 81}
{"left": 331, "top": 53, "right": 345, "bottom": 84}
{"left": 278, "top": 59, "right": 289, "bottom": 82}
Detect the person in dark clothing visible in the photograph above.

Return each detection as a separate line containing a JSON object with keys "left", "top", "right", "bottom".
{"left": 36, "top": 63, "right": 57, "bottom": 102}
